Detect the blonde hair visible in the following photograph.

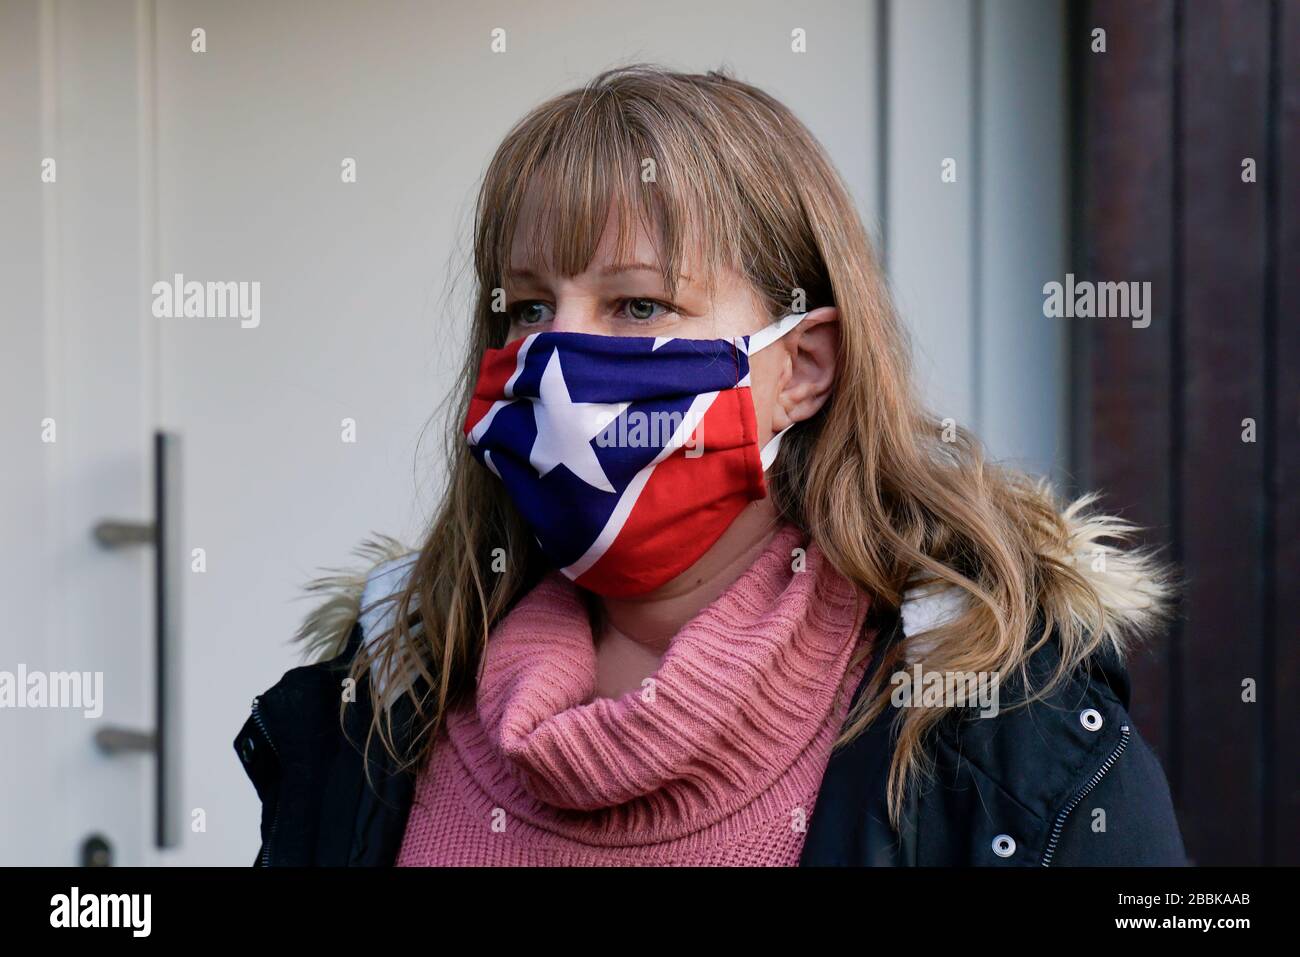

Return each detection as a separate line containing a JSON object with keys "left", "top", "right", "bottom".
{"left": 329, "top": 64, "right": 1173, "bottom": 825}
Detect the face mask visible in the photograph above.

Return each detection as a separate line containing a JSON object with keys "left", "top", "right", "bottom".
{"left": 463, "top": 311, "right": 808, "bottom": 597}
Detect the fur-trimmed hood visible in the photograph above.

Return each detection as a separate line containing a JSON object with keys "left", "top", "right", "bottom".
{"left": 293, "top": 498, "right": 1172, "bottom": 675}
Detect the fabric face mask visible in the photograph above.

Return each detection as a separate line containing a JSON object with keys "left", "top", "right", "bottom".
{"left": 463, "top": 312, "right": 808, "bottom": 597}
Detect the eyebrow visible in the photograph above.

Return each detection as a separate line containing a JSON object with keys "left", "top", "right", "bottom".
{"left": 505, "top": 262, "right": 693, "bottom": 283}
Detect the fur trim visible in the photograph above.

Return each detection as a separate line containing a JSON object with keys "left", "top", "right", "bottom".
{"left": 898, "top": 492, "right": 1174, "bottom": 659}
{"left": 293, "top": 534, "right": 415, "bottom": 663}
{"left": 1049, "top": 492, "right": 1175, "bottom": 652}
{"left": 295, "top": 495, "right": 1174, "bottom": 667}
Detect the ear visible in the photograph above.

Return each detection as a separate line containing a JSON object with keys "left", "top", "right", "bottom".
{"left": 769, "top": 306, "right": 839, "bottom": 433}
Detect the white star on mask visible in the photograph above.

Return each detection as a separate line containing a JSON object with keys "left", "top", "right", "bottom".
{"left": 528, "top": 349, "right": 628, "bottom": 493}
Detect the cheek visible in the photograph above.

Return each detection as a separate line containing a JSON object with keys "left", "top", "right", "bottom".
{"left": 744, "top": 349, "right": 782, "bottom": 443}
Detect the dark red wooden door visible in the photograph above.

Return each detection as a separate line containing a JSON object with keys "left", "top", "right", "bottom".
{"left": 1075, "top": 0, "right": 1298, "bottom": 865}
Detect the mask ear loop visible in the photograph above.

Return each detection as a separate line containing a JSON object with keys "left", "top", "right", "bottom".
{"left": 744, "top": 312, "right": 809, "bottom": 472}
{"left": 746, "top": 310, "right": 809, "bottom": 355}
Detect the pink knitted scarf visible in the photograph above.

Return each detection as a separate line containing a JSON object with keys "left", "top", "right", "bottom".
{"left": 395, "top": 521, "right": 873, "bottom": 866}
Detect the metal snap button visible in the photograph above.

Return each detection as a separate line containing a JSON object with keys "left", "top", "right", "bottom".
{"left": 1080, "top": 708, "right": 1103, "bottom": 732}
{"left": 241, "top": 735, "right": 257, "bottom": 764}
{"left": 992, "top": 834, "right": 1017, "bottom": 858}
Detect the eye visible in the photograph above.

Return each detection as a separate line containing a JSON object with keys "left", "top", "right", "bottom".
{"left": 508, "top": 300, "right": 554, "bottom": 326}
{"left": 619, "top": 298, "right": 673, "bottom": 323}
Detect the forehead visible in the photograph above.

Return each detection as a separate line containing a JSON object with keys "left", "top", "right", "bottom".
{"left": 503, "top": 178, "right": 724, "bottom": 298}
{"left": 508, "top": 188, "right": 671, "bottom": 270}
{"left": 508, "top": 200, "right": 652, "bottom": 269}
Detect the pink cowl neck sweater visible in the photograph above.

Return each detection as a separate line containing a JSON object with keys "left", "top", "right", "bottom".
{"left": 395, "top": 522, "right": 873, "bottom": 866}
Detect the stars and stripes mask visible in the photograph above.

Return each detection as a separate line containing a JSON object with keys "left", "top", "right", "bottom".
{"left": 464, "top": 311, "right": 808, "bottom": 597}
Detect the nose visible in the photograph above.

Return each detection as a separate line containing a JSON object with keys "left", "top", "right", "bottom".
{"left": 548, "top": 297, "right": 605, "bottom": 336}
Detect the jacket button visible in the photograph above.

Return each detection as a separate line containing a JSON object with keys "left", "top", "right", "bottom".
{"left": 992, "top": 834, "right": 1017, "bottom": 858}
{"left": 240, "top": 735, "right": 257, "bottom": 764}
{"left": 1080, "top": 708, "right": 1104, "bottom": 732}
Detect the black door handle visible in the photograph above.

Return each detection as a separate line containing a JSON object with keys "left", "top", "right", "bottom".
{"left": 90, "top": 431, "right": 183, "bottom": 849}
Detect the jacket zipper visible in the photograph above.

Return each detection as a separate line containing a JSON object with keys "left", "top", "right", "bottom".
{"left": 249, "top": 696, "right": 281, "bottom": 867}
{"left": 1039, "top": 722, "right": 1131, "bottom": 866}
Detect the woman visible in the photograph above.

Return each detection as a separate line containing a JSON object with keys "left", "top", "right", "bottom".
{"left": 235, "top": 64, "right": 1186, "bottom": 866}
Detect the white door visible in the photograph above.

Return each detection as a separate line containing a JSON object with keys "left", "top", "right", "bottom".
{"left": 2, "top": 0, "right": 154, "bottom": 867}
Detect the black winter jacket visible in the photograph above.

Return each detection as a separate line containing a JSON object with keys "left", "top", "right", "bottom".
{"left": 235, "top": 602, "right": 1187, "bottom": 867}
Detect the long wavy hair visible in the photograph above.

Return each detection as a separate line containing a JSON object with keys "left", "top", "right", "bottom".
{"left": 334, "top": 63, "right": 1173, "bottom": 824}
